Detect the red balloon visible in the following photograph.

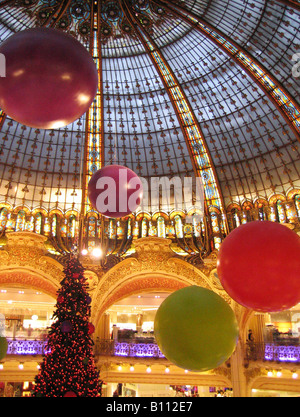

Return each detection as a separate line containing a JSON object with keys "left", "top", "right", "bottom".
{"left": 88, "top": 165, "right": 143, "bottom": 218}
{"left": 217, "top": 221, "right": 300, "bottom": 312}
{"left": 0, "top": 28, "right": 98, "bottom": 129}
{"left": 64, "top": 391, "right": 77, "bottom": 397}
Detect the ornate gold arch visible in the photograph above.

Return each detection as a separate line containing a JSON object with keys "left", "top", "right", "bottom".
{"left": 90, "top": 237, "right": 234, "bottom": 328}
{"left": 0, "top": 231, "right": 64, "bottom": 297}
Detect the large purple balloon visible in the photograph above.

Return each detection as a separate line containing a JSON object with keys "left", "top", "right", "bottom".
{"left": 88, "top": 165, "right": 143, "bottom": 218}
{"left": 0, "top": 28, "right": 98, "bottom": 129}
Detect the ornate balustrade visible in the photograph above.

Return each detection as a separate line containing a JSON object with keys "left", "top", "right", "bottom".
{"left": 94, "top": 339, "right": 165, "bottom": 359}
{"left": 245, "top": 342, "right": 300, "bottom": 363}
{"left": 114, "top": 341, "right": 165, "bottom": 358}
{"left": 5, "top": 338, "right": 300, "bottom": 364}
{"left": 6, "top": 338, "right": 48, "bottom": 356}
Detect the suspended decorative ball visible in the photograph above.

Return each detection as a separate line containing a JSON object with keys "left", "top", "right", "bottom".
{"left": 0, "top": 337, "right": 8, "bottom": 361}
{"left": 88, "top": 323, "right": 95, "bottom": 335}
{"left": 88, "top": 165, "right": 143, "bottom": 218}
{"left": 57, "top": 295, "right": 64, "bottom": 304}
{"left": 0, "top": 27, "right": 98, "bottom": 129}
{"left": 217, "top": 221, "right": 300, "bottom": 312}
{"left": 60, "top": 320, "right": 73, "bottom": 334}
{"left": 64, "top": 391, "right": 77, "bottom": 397}
{"left": 154, "top": 286, "right": 239, "bottom": 372}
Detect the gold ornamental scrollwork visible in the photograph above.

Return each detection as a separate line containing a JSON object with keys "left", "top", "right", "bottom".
{"left": 91, "top": 237, "right": 231, "bottom": 326}
{"left": 0, "top": 232, "right": 64, "bottom": 296}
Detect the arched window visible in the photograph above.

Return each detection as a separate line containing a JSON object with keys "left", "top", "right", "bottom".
{"left": 148, "top": 220, "right": 157, "bottom": 236}
{"left": 269, "top": 206, "right": 277, "bottom": 222}
{"left": 295, "top": 195, "right": 300, "bottom": 218}
{"left": 88, "top": 216, "right": 96, "bottom": 238}
{"left": 6, "top": 213, "right": 15, "bottom": 231}
{"left": 276, "top": 200, "right": 286, "bottom": 224}
{"left": 210, "top": 211, "right": 221, "bottom": 234}
{"left": 213, "top": 237, "right": 222, "bottom": 250}
{"left": 68, "top": 215, "right": 76, "bottom": 238}
{"left": 244, "top": 207, "right": 252, "bottom": 223}
{"left": 231, "top": 209, "right": 241, "bottom": 229}
{"left": 127, "top": 218, "right": 132, "bottom": 239}
{"left": 51, "top": 214, "right": 57, "bottom": 237}
{"left": 108, "top": 219, "right": 116, "bottom": 239}
{"left": 60, "top": 218, "right": 67, "bottom": 237}
{"left": 132, "top": 220, "right": 139, "bottom": 239}
{"left": 15, "top": 210, "right": 26, "bottom": 232}
{"left": 258, "top": 205, "right": 267, "bottom": 221}
{"left": 192, "top": 214, "right": 201, "bottom": 237}
{"left": 241, "top": 212, "right": 248, "bottom": 224}
{"left": 116, "top": 221, "right": 125, "bottom": 240}
{"left": 157, "top": 216, "right": 166, "bottom": 238}
{"left": 166, "top": 221, "right": 175, "bottom": 238}
{"left": 141, "top": 218, "right": 148, "bottom": 238}
{"left": 25, "top": 215, "right": 34, "bottom": 232}
{"left": 44, "top": 216, "right": 51, "bottom": 235}
{"left": 174, "top": 215, "right": 183, "bottom": 238}
{"left": 34, "top": 213, "right": 42, "bottom": 234}
{"left": 0, "top": 208, "right": 8, "bottom": 233}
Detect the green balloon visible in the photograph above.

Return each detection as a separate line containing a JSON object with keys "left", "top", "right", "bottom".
{"left": 154, "top": 286, "right": 239, "bottom": 372}
{"left": 0, "top": 336, "right": 8, "bottom": 361}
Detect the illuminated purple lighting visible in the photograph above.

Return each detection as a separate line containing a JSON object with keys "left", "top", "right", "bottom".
{"left": 114, "top": 342, "right": 165, "bottom": 358}
{"left": 7, "top": 339, "right": 48, "bottom": 355}
{"left": 264, "top": 344, "right": 300, "bottom": 363}
{"left": 6, "top": 339, "right": 300, "bottom": 363}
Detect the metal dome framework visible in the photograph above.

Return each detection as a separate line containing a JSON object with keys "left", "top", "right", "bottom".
{"left": 0, "top": 0, "right": 299, "bottom": 262}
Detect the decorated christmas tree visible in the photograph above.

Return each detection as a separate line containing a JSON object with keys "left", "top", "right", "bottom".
{"left": 32, "top": 255, "right": 102, "bottom": 397}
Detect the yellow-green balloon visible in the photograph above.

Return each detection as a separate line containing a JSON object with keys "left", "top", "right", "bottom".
{"left": 0, "top": 336, "right": 8, "bottom": 361}
{"left": 154, "top": 286, "right": 239, "bottom": 372}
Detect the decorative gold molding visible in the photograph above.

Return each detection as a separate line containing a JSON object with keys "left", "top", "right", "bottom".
{"left": 97, "top": 358, "right": 232, "bottom": 387}
{"left": 0, "top": 232, "right": 64, "bottom": 297}
{"left": 91, "top": 237, "right": 233, "bottom": 327}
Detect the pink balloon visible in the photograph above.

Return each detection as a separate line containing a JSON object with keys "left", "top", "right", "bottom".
{"left": 0, "top": 28, "right": 98, "bottom": 129}
{"left": 88, "top": 165, "right": 143, "bottom": 218}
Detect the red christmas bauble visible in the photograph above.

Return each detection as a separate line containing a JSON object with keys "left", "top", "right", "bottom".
{"left": 87, "top": 165, "right": 143, "bottom": 218}
{"left": 0, "top": 28, "right": 98, "bottom": 129}
{"left": 60, "top": 320, "right": 73, "bottom": 333}
{"left": 88, "top": 323, "right": 95, "bottom": 335}
{"left": 64, "top": 391, "right": 77, "bottom": 397}
{"left": 217, "top": 221, "right": 300, "bottom": 312}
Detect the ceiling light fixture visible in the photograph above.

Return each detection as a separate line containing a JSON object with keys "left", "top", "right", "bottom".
{"left": 92, "top": 247, "right": 102, "bottom": 258}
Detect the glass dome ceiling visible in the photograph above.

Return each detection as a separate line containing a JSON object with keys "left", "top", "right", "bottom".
{"left": 0, "top": 0, "right": 299, "bottom": 256}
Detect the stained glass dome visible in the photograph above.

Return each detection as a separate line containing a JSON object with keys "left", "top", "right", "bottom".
{"left": 0, "top": 0, "right": 299, "bottom": 260}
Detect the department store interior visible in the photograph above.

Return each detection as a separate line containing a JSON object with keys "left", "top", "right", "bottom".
{"left": 0, "top": 0, "right": 299, "bottom": 398}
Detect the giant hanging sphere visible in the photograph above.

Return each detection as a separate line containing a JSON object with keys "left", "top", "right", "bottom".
{"left": 0, "top": 336, "right": 8, "bottom": 361}
{"left": 88, "top": 165, "right": 143, "bottom": 218}
{"left": 154, "top": 286, "right": 239, "bottom": 372}
{"left": 217, "top": 221, "right": 300, "bottom": 312}
{"left": 0, "top": 27, "right": 98, "bottom": 129}
{"left": 64, "top": 391, "right": 77, "bottom": 397}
